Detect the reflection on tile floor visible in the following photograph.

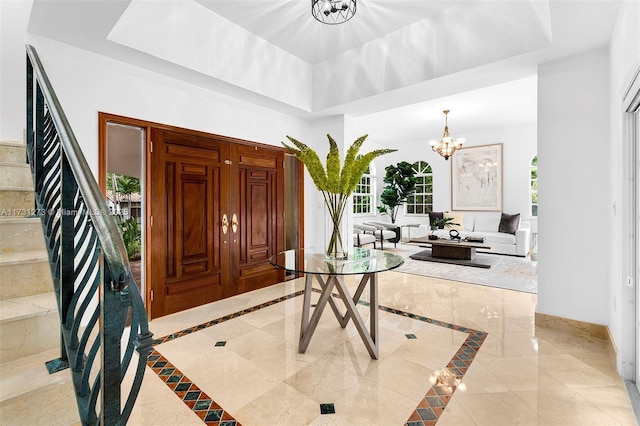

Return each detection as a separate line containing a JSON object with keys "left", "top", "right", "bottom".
{"left": 143, "top": 272, "right": 636, "bottom": 425}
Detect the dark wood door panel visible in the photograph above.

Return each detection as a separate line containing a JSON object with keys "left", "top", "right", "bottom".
{"left": 230, "top": 145, "right": 285, "bottom": 295}
{"left": 150, "top": 129, "right": 229, "bottom": 318}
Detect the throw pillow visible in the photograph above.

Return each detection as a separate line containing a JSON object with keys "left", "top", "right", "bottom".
{"left": 498, "top": 213, "right": 520, "bottom": 234}
{"left": 428, "top": 211, "right": 444, "bottom": 229}
{"left": 444, "top": 211, "right": 465, "bottom": 231}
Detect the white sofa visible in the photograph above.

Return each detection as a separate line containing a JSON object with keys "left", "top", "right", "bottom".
{"left": 410, "top": 211, "right": 531, "bottom": 257}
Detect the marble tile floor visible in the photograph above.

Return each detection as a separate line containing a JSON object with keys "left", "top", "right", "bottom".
{"left": 0, "top": 271, "right": 637, "bottom": 425}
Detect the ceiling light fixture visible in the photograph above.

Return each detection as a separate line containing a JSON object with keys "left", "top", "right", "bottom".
{"left": 429, "top": 110, "right": 465, "bottom": 160}
{"left": 311, "top": 0, "right": 356, "bottom": 25}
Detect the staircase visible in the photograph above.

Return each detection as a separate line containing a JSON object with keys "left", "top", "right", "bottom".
{"left": 0, "top": 139, "right": 78, "bottom": 423}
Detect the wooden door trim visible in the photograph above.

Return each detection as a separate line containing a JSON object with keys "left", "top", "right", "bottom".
{"left": 98, "top": 112, "right": 301, "bottom": 318}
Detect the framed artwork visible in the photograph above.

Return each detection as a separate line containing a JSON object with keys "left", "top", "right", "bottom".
{"left": 451, "top": 143, "right": 503, "bottom": 211}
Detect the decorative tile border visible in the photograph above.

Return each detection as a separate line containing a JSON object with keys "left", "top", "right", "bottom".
{"left": 150, "top": 289, "right": 487, "bottom": 425}
{"left": 147, "top": 350, "right": 239, "bottom": 426}
{"left": 361, "top": 302, "right": 488, "bottom": 425}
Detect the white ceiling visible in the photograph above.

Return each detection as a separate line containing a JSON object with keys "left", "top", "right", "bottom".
{"left": 357, "top": 75, "right": 538, "bottom": 142}
{"left": 195, "top": 0, "right": 455, "bottom": 64}
{"left": 27, "top": 0, "right": 622, "bottom": 143}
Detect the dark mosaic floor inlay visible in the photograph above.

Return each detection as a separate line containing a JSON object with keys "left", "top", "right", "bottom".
{"left": 149, "top": 287, "right": 487, "bottom": 425}
{"left": 320, "top": 403, "right": 336, "bottom": 414}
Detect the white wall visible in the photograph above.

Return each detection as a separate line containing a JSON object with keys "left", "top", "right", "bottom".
{"left": 352, "top": 124, "right": 537, "bottom": 226}
{"left": 24, "top": 34, "right": 309, "bottom": 176}
{"left": 537, "top": 48, "right": 610, "bottom": 325}
{"left": 0, "top": 0, "right": 33, "bottom": 141}
{"left": 609, "top": 0, "right": 640, "bottom": 378}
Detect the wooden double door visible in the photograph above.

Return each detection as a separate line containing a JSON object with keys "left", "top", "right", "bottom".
{"left": 149, "top": 129, "right": 285, "bottom": 318}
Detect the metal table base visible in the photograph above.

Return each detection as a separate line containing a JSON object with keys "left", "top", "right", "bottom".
{"left": 299, "top": 272, "right": 379, "bottom": 359}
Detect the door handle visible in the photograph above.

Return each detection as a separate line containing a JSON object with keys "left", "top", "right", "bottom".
{"left": 222, "top": 213, "right": 229, "bottom": 234}
{"left": 232, "top": 213, "right": 238, "bottom": 234}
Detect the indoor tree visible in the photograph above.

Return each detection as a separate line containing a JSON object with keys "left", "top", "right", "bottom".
{"left": 377, "top": 161, "right": 417, "bottom": 224}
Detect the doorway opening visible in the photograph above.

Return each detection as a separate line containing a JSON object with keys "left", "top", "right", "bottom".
{"left": 103, "top": 121, "right": 146, "bottom": 298}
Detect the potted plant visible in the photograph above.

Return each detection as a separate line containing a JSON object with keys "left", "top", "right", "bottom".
{"left": 376, "top": 161, "right": 416, "bottom": 224}
{"left": 429, "top": 217, "right": 459, "bottom": 240}
{"left": 282, "top": 134, "right": 396, "bottom": 259}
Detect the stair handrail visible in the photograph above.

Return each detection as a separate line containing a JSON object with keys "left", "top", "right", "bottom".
{"left": 25, "top": 45, "right": 130, "bottom": 283}
{"left": 25, "top": 44, "right": 153, "bottom": 425}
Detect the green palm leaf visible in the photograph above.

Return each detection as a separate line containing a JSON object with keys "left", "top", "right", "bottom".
{"left": 283, "top": 135, "right": 328, "bottom": 191}
{"left": 325, "top": 134, "right": 341, "bottom": 193}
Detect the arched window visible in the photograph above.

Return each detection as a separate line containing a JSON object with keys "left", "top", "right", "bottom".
{"left": 353, "top": 161, "right": 375, "bottom": 215}
{"left": 406, "top": 161, "right": 433, "bottom": 215}
{"left": 530, "top": 155, "right": 538, "bottom": 216}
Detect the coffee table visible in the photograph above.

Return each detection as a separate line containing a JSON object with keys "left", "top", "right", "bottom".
{"left": 408, "top": 237, "right": 495, "bottom": 268}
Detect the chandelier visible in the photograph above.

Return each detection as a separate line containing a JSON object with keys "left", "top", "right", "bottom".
{"left": 311, "top": 0, "right": 357, "bottom": 24}
{"left": 429, "top": 110, "right": 465, "bottom": 160}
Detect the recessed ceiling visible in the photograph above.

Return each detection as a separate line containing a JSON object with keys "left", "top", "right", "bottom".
{"left": 195, "top": 0, "right": 456, "bottom": 64}
{"left": 26, "top": 0, "right": 621, "bottom": 141}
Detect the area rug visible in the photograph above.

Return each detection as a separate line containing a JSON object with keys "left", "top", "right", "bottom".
{"left": 388, "top": 244, "right": 538, "bottom": 293}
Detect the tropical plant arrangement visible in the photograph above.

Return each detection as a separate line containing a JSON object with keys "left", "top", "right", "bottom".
{"left": 282, "top": 134, "right": 396, "bottom": 259}
{"left": 377, "top": 161, "right": 417, "bottom": 224}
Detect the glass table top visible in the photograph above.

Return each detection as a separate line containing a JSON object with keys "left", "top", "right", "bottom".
{"left": 269, "top": 248, "right": 404, "bottom": 276}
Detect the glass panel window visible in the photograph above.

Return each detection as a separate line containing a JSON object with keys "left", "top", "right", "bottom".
{"left": 406, "top": 161, "right": 433, "bottom": 215}
{"left": 353, "top": 162, "right": 374, "bottom": 215}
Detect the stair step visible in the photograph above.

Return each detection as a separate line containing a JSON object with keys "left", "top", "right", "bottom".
{"left": 0, "top": 217, "right": 47, "bottom": 253}
{"left": 0, "top": 162, "right": 33, "bottom": 189}
{"left": 0, "top": 348, "right": 79, "bottom": 425}
{"left": 0, "top": 292, "right": 59, "bottom": 364}
{"left": 0, "top": 142, "right": 27, "bottom": 165}
{"left": 0, "top": 187, "right": 35, "bottom": 213}
{"left": 0, "top": 251, "right": 53, "bottom": 301}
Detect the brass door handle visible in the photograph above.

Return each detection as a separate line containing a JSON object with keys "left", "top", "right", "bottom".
{"left": 232, "top": 213, "right": 238, "bottom": 234}
{"left": 222, "top": 213, "right": 229, "bottom": 234}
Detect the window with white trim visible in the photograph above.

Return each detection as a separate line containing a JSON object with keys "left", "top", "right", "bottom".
{"left": 405, "top": 161, "right": 433, "bottom": 215}
{"left": 353, "top": 162, "right": 375, "bottom": 215}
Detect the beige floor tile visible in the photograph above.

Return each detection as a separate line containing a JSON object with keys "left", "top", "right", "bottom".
{"left": 437, "top": 398, "right": 477, "bottom": 425}
{"left": 234, "top": 382, "right": 320, "bottom": 426}
{"left": 532, "top": 353, "right": 621, "bottom": 389}
{"left": 366, "top": 355, "right": 435, "bottom": 401}
{"left": 454, "top": 391, "right": 541, "bottom": 425}
{"left": 514, "top": 386, "right": 623, "bottom": 425}
{"left": 55, "top": 268, "right": 631, "bottom": 426}
{"left": 392, "top": 328, "right": 464, "bottom": 371}
{"left": 243, "top": 341, "right": 319, "bottom": 382}
{"left": 573, "top": 385, "right": 639, "bottom": 426}
{"left": 473, "top": 354, "right": 563, "bottom": 392}
{"left": 457, "top": 361, "right": 510, "bottom": 395}
{"left": 306, "top": 381, "right": 416, "bottom": 426}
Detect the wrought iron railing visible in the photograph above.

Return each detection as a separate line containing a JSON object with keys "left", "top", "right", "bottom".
{"left": 25, "top": 44, "right": 153, "bottom": 425}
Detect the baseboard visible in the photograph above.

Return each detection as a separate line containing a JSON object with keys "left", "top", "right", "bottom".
{"left": 535, "top": 312, "right": 617, "bottom": 368}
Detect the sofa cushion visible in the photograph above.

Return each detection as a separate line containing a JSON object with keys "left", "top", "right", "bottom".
{"left": 499, "top": 213, "right": 520, "bottom": 235}
{"left": 444, "top": 211, "right": 465, "bottom": 231}
{"left": 474, "top": 214, "right": 500, "bottom": 232}
{"left": 470, "top": 231, "right": 516, "bottom": 245}
{"left": 428, "top": 211, "right": 444, "bottom": 228}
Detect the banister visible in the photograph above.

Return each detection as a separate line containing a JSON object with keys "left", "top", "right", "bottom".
{"left": 25, "top": 44, "right": 130, "bottom": 286}
{"left": 25, "top": 44, "right": 152, "bottom": 425}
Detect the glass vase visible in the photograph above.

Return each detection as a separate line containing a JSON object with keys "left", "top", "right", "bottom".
{"left": 324, "top": 199, "right": 348, "bottom": 260}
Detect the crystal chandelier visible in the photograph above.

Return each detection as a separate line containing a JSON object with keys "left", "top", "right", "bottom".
{"left": 311, "top": 0, "right": 357, "bottom": 24}
{"left": 429, "top": 110, "right": 465, "bottom": 160}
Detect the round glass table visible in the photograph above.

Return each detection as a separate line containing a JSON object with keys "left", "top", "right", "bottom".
{"left": 269, "top": 248, "right": 404, "bottom": 359}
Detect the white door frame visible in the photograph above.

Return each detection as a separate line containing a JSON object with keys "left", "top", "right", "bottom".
{"left": 621, "top": 64, "right": 640, "bottom": 389}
